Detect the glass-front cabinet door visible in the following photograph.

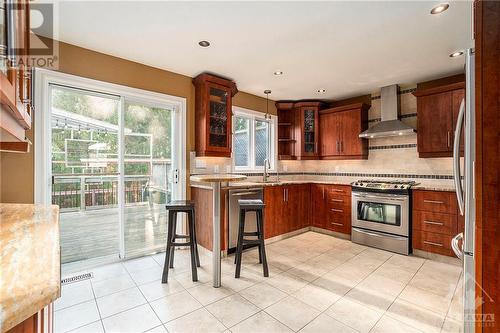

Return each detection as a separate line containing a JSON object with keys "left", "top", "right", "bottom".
{"left": 299, "top": 106, "right": 320, "bottom": 158}
{"left": 208, "top": 84, "right": 231, "bottom": 150}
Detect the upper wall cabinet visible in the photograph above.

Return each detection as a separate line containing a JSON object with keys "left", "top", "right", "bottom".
{"left": 0, "top": 0, "right": 33, "bottom": 153}
{"left": 276, "top": 102, "right": 296, "bottom": 160}
{"left": 193, "top": 73, "right": 238, "bottom": 158}
{"left": 319, "top": 103, "right": 369, "bottom": 160}
{"left": 413, "top": 75, "right": 465, "bottom": 158}
{"left": 294, "top": 101, "right": 325, "bottom": 160}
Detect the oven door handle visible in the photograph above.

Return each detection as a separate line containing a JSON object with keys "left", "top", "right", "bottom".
{"left": 352, "top": 193, "right": 406, "bottom": 202}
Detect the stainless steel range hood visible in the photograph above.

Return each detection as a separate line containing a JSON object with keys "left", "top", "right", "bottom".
{"left": 359, "top": 84, "right": 416, "bottom": 138}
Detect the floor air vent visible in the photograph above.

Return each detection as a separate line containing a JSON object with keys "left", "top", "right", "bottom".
{"left": 61, "top": 272, "right": 93, "bottom": 285}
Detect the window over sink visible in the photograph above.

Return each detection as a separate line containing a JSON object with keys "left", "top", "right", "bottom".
{"left": 232, "top": 106, "right": 276, "bottom": 172}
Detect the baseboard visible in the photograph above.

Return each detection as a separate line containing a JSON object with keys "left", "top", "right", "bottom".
{"left": 413, "top": 249, "right": 462, "bottom": 266}
{"left": 264, "top": 227, "right": 310, "bottom": 245}
{"left": 310, "top": 226, "right": 351, "bottom": 240}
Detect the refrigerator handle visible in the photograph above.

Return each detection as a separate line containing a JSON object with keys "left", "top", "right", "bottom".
{"left": 451, "top": 232, "right": 464, "bottom": 260}
{"left": 453, "top": 98, "right": 465, "bottom": 215}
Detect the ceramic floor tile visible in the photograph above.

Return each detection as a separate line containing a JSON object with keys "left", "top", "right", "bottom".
{"left": 266, "top": 271, "right": 309, "bottom": 294}
{"left": 229, "top": 311, "right": 293, "bottom": 333}
{"left": 187, "top": 284, "right": 234, "bottom": 306}
{"left": 344, "top": 284, "right": 397, "bottom": 312}
{"left": 90, "top": 263, "right": 129, "bottom": 282}
{"left": 286, "top": 263, "right": 329, "bottom": 282}
{"left": 356, "top": 274, "right": 407, "bottom": 297}
{"left": 220, "top": 272, "right": 259, "bottom": 292}
{"left": 399, "top": 285, "right": 453, "bottom": 315}
{"left": 174, "top": 267, "right": 212, "bottom": 288}
{"left": 326, "top": 297, "right": 383, "bottom": 333}
{"left": 149, "top": 290, "right": 202, "bottom": 323}
{"left": 91, "top": 274, "right": 135, "bottom": 298}
{"left": 441, "top": 316, "right": 464, "bottom": 333}
{"left": 68, "top": 320, "right": 104, "bottom": 333}
{"left": 102, "top": 304, "right": 161, "bottom": 333}
{"left": 54, "top": 300, "right": 100, "bottom": 333}
{"left": 239, "top": 282, "right": 288, "bottom": 309}
{"left": 387, "top": 299, "right": 446, "bottom": 333}
{"left": 299, "top": 313, "right": 357, "bottom": 333}
{"left": 311, "top": 272, "right": 356, "bottom": 297}
{"left": 409, "top": 274, "right": 458, "bottom": 299}
{"left": 128, "top": 265, "right": 164, "bottom": 286}
{"left": 145, "top": 325, "right": 168, "bottom": 333}
{"left": 292, "top": 283, "right": 342, "bottom": 311}
{"left": 138, "top": 278, "right": 185, "bottom": 302}
{"left": 55, "top": 280, "right": 95, "bottom": 310}
{"left": 371, "top": 315, "right": 424, "bottom": 333}
{"left": 164, "top": 308, "right": 226, "bottom": 333}
{"left": 96, "top": 287, "right": 146, "bottom": 318}
{"left": 265, "top": 296, "right": 321, "bottom": 331}
{"left": 123, "top": 256, "right": 159, "bottom": 273}
{"left": 206, "top": 294, "right": 259, "bottom": 328}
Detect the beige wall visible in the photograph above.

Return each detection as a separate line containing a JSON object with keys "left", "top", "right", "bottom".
{"left": 0, "top": 40, "right": 276, "bottom": 203}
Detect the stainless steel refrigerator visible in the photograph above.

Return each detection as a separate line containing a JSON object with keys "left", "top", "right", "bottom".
{"left": 452, "top": 47, "right": 475, "bottom": 333}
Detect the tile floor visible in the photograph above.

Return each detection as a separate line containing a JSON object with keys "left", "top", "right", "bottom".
{"left": 56, "top": 232, "right": 464, "bottom": 333}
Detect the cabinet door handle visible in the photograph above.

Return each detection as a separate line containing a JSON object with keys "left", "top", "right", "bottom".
{"left": 331, "top": 208, "right": 343, "bottom": 213}
{"left": 447, "top": 131, "right": 451, "bottom": 148}
{"left": 331, "top": 189, "right": 344, "bottom": 193}
{"left": 322, "top": 187, "right": 325, "bottom": 200}
{"left": 331, "top": 222, "right": 343, "bottom": 226}
{"left": 423, "top": 220, "right": 444, "bottom": 226}
{"left": 423, "top": 200, "right": 445, "bottom": 204}
{"left": 283, "top": 188, "right": 286, "bottom": 202}
{"left": 340, "top": 141, "right": 343, "bottom": 153}
{"left": 336, "top": 141, "right": 340, "bottom": 153}
{"left": 423, "top": 241, "right": 443, "bottom": 247}
{"left": 331, "top": 199, "right": 344, "bottom": 203}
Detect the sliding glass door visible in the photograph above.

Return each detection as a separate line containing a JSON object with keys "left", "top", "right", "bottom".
{"left": 48, "top": 80, "right": 182, "bottom": 265}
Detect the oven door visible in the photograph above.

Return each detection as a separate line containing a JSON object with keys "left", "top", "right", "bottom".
{"left": 351, "top": 191, "right": 409, "bottom": 236}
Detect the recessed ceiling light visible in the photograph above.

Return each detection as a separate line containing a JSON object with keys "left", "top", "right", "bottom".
{"left": 317, "top": 89, "right": 326, "bottom": 93}
{"left": 449, "top": 51, "right": 464, "bottom": 58}
{"left": 430, "top": 3, "right": 449, "bottom": 14}
{"left": 274, "top": 71, "right": 283, "bottom": 76}
{"left": 198, "top": 40, "right": 210, "bottom": 47}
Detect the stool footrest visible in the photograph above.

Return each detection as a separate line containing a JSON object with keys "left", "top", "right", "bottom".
{"left": 241, "top": 239, "right": 260, "bottom": 245}
{"left": 243, "top": 232, "right": 259, "bottom": 237}
{"left": 171, "top": 242, "right": 192, "bottom": 247}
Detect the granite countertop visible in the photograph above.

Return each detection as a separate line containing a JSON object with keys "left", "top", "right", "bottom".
{"left": 191, "top": 178, "right": 456, "bottom": 192}
{"left": 190, "top": 174, "right": 247, "bottom": 183}
{"left": 0, "top": 204, "right": 60, "bottom": 333}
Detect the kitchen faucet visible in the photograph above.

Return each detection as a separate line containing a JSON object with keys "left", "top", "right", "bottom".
{"left": 263, "top": 159, "right": 271, "bottom": 182}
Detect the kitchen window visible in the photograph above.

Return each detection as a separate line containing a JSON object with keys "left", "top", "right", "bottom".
{"left": 232, "top": 107, "right": 276, "bottom": 171}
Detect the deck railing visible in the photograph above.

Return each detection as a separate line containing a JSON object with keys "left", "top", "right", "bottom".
{"left": 52, "top": 174, "right": 170, "bottom": 211}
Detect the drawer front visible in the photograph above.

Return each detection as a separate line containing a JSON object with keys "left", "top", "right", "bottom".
{"left": 413, "top": 190, "right": 457, "bottom": 214}
{"left": 413, "top": 230, "right": 453, "bottom": 256}
{"left": 413, "top": 210, "right": 457, "bottom": 235}
{"left": 327, "top": 208, "right": 351, "bottom": 234}
{"left": 326, "top": 185, "right": 351, "bottom": 197}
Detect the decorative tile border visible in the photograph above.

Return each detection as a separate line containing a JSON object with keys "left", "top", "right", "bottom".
{"left": 371, "top": 87, "right": 417, "bottom": 100}
{"left": 232, "top": 171, "right": 455, "bottom": 180}
{"left": 368, "top": 113, "right": 417, "bottom": 123}
{"left": 369, "top": 144, "right": 417, "bottom": 150}
{"left": 61, "top": 272, "right": 93, "bottom": 285}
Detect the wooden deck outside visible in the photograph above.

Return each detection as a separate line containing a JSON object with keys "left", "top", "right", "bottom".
{"left": 59, "top": 204, "right": 169, "bottom": 263}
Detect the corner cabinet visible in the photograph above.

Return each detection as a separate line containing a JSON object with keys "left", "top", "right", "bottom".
{"left": 193, "top": 73, "right": 237, "bottom": 158}
{"left": 413, "top": 75, "right": 465, "bottom": 158}
{"left": 294, "top": 102, "right": 325, "bottom": 160}
{"left": 276, "top": 102, "right": 296, "bottom": 160}
{"left": 319, "top": 103, "right": 369, "bottom": 160}
{"left": 0, "top": 0, "right": 33, "bottom": 153}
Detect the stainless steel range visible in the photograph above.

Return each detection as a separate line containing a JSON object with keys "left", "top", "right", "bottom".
{"left": 351, "top": 180, "right": 417, "bottom": 255}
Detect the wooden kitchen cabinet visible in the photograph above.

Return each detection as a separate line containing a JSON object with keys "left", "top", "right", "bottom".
{"left": 276, "top": 102, "right": 296, "bottom": 160}
{"left": 310, "top": 184, "right": 351, "bottom": 234}
{"left": 412, "top": 190, "right": 460, "bottom": 256}
{"left": 293, "top": 102, "right": 326, "bottom": 160}
{"left": 1, "top": 0, "right": 33, "bottom": 152}
{"left": 193, "top": 73, "right": 238, "bottom": 157}
{"left": 413, "top": 75, "right": 465, "bottom": 158}
{"left": 319, "top": 103, "right": 369, "bottom": 160}
{"left": 311, "top": 184, "right": 327, "bottom": 228}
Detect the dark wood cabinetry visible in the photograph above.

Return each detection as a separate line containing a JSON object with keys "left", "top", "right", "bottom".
{"left": 294, "top": 102, "right": 324, "bottom": 160}
{"left": 413, "top": 75, "right": 465, "bottom": 158}
{"left": 276, "top": 102, "right": 296, "bottom": 160}
{"left": 1, "top": 0, "right": 33, "bottom": 153}
{"left": 193, "top": 73, "right": 237, "bottom": 158}
{"left": 412, "top": 190, "right": 462, "bottom": 256}
{"left": 263, "top": 184, "right": 310, "bottom": 238}
{"left": 310, "top": 184, "right": 351, "bottom": 234}
{"left": 319, "top": 103, "right": 369, "bottom": 160}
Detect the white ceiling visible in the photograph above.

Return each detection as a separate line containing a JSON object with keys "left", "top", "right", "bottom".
{"left": 50, "top": 1, "right": 473, "bottom": 100}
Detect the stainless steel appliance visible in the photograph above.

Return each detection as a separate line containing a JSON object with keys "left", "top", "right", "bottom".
{"left": 451, "top": 48, "right": 475, "bottom": 333}
{"left": 228, "top": 188, "right": 263, "bottom": 252}
{"left": 351, "top": 180, "right": 417, "bottom": 255}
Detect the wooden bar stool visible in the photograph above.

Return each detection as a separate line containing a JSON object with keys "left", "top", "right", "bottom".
{"left": 235, "top": 199, "right": 269, "bottom": 278}
{"left": 162, "top": 200, "right": 200, "bottom": 283}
